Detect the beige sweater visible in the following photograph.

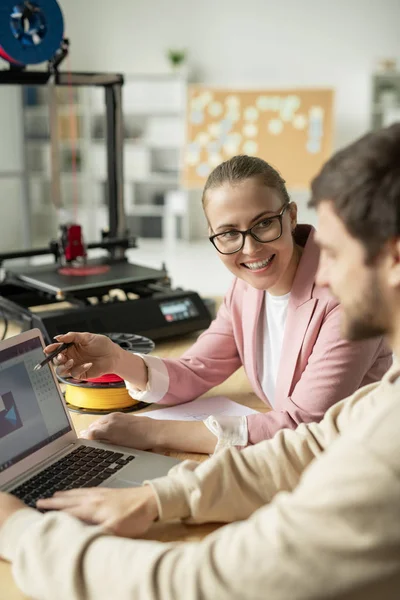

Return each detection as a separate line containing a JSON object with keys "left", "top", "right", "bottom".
{"left": 1, "top": 366, "right": 400, "bottom": 600}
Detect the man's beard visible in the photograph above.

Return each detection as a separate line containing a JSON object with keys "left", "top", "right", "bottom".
{"left": 344, "top": 314, "right": 387, "bottom": 342}
{"left": 342, "top": 275, "right": 388, "bottom": 342}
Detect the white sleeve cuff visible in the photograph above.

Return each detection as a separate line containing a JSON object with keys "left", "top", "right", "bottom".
{"left": 204, "top": 415, "right": 248, "bottom": 453}
{"left": 124, "top": 354, "right": 170, "bottom": 404}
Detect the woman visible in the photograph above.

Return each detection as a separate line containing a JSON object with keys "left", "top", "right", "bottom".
{"left": 47, "top": 156, "right": 391, "bottom": 453}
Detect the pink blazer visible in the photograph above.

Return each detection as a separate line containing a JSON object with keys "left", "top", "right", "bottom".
{"left": 160, "top": 225, "right": 392, "bottom": 444}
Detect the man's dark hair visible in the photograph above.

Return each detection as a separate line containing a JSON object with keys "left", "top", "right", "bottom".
{"left": 309, "top": 123, "right": 400, "bottom": 262}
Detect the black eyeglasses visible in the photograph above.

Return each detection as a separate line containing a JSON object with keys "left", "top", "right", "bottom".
{"left": 209, "top": 203, "right": 290, "bottom": 255}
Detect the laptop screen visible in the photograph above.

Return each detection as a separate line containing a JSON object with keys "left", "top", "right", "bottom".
{"left": 0, "top": 336, "right": 71, "bottom": 473}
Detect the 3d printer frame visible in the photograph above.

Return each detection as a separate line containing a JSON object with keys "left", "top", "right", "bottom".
{"left": 0, "top": 66, "right": 213, "bottom": 342}
{"left": 0, "top": 67, "right": 133, "bottom": 263}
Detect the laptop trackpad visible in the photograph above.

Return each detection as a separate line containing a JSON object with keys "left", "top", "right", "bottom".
{"left": 101, "top": 478, "right": 141, "bottom": 489}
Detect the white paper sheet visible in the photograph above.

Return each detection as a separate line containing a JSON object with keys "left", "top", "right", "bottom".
{"left": 137, "top": 396, "right": 258, "bottom": 421}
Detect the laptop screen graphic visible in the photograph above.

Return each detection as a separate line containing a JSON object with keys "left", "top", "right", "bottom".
{"left": 0, "top": 337, "right": 71, "bottom": 473}
{"left": 0, "top": 391, "right": 23, "bottom": 437}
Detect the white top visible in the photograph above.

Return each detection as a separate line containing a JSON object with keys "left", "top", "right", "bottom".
{"left": 126, "top": 291, "right": 290, "bottom": 451}
{"left": 257, "top": 291, "right": 291, "bottom": 407}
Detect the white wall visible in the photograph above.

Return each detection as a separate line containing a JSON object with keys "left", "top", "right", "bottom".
{"left": 1, "top": 1, "right": 399, "bottom": 250}
{"left": 61, "top": 0, "right": 400, "bottom": 150}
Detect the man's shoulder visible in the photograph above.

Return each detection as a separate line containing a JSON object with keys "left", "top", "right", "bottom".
{"left": 321, "top": 369, "right": 396, "bottom": 435}
{"left": 339, "top": 370, "right": 400, "bottom": 472}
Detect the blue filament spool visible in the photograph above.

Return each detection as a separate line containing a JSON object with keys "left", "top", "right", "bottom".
{"left": 0, "top": 1, "right": 64, "bottom": 65}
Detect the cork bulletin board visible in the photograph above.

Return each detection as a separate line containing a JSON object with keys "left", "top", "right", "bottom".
{"left": 183, "top": 87, "right": 334, "bottom": 189}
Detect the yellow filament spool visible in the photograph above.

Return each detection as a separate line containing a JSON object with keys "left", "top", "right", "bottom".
{"left": 64, "top": 383, "right": 139, "bottom": 411}
{"left": 57, "top": 333, "right": 154, "bottom": 414}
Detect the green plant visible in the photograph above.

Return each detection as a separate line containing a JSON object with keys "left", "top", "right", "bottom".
{"left": 167, "top": 48, "right": 187, "bottom": 67}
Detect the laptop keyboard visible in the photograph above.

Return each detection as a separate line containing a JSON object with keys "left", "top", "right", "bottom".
{"left": 11, "top": 446, "right": 135, "bottom": 508}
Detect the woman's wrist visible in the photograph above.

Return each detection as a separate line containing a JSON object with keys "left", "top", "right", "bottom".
{"left": 155, "top": 420, "right": 218, "bottom": 454}
{"left": 113, "top": 346, "right": 149, "bottom": 391}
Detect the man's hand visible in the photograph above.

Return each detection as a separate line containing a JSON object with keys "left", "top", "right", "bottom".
{"left": 36, "top": 485, "right": 159, "bottom": 538}
{"left": 0, "top": 493, "right": 26, "bottom": 528}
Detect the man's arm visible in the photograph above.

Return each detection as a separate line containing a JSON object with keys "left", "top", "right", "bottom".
{"left": 37, "top": 419, "right": 327, "bottom": 527}
{"left": 149, "top": 380, "right": 381, "bottom": 524}
{"left": 41, "top": 379, "right": 383, "bottom": 527}
{"left": 2, "top": 398, "right": 400, "bottom": 600}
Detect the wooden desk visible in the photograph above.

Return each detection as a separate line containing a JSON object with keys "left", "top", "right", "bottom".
{"left": 0, "top": 321, "right": 265, "bottom": 600}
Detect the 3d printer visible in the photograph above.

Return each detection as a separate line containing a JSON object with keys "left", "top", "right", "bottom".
{"left": 0, "top": 1, "right": 212, "bottom": 343}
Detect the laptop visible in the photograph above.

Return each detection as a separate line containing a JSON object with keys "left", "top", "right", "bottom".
{"left": 0, "top": 328, "right": 180, "bottom": 507}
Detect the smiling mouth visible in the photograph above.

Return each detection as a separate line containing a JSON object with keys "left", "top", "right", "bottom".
{"left": 242, "top": 254, "right": 276, "bottom": 270}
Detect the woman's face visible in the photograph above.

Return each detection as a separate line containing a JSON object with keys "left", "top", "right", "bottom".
{"left": 205, "top": 178, "right": 298, "bottom": 293}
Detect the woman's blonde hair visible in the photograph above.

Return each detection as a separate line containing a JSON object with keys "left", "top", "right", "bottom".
{"left": 202, "top": 155, "right": 290, "bottom": 208}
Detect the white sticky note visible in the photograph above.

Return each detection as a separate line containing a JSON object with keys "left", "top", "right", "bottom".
{"left": 0, "top": 395, "right": 5, "bottom": 413}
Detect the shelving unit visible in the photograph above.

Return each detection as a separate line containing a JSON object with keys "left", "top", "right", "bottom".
{"left": 371, "top": 72, "right": 400, "bottom": 130}
{"left": 19, "top": 73, "right": 205, "bottom": 245}
{"left": 90, "top": 74, "right": 187, "bottom": 239}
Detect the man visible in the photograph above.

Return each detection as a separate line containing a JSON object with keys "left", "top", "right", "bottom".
{"left": 1, "top": 124, "right": 400, "bottom": 600}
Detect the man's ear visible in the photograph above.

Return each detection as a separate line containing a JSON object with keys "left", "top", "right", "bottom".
{"left": 386, "top": 238, "right": 400, "bottom": 289}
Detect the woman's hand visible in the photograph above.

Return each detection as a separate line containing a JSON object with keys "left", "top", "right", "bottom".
{"left": 44, "top": 331, "right": 121, "bottom": 380}
{"left": 44, "top": 331, "right": 149, "bottom": 390}
{"left": 36, "top": 486, "right": 159, "bottom": 538}
{"left": 80, "top": 414, "right": 162, "bottom": 450}
{"left": 80, "top": 413, "right": 218, "bottom": 454}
